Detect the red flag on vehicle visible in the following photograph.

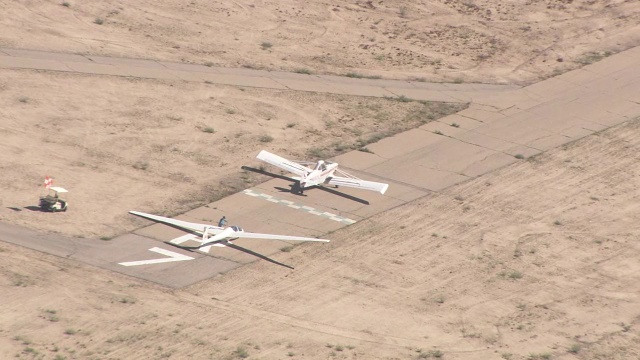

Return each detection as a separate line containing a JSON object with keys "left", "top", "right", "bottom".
{"left": 44, "top": 176, "right": 53, "bottom": 189}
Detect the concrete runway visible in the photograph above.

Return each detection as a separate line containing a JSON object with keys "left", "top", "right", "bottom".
{"left": 1, "top": 46, "right": 639, "bottom": 288}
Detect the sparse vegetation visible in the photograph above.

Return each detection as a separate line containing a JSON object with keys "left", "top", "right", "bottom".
{"left": 417, "top": 349, "right": 444, "bottom": 358}
{"left": 575, "top": 51, "right": 612, "bottom": 65}
{"left": 94, "top": 18, "right": 104, "bottom": 25}
{"left": 409, "top": 76, "right": 427, "bottom": 82}
{"left": 61, "top": 1, "right": 70, "bottom": 6}
{"left": 307, "top": 147, "right": 327, "bottom": 159}
{"left": 515, "top": 154, "right": 525, "bottom": 159}
{"left": 260, "top": 41, "right": 272, "bottom": 50}
{"left": 399, "top": 6, "right": 407, "bottom": 18}
{"left": 450, "top": 122, "right": 460, "bottom": 128}
{"left": 64, "top": 328, "right": 77, "bottom": 335}
{"left": 527, "top": 353, "right": 552, "bottom": 360}
{"left": 45, "top": 309, "right": 60, "bottom": 322}
{"left": 18, "top": 96, "right": 29, "bottom": 103}
{"left": 12, "top": 274, "right": 32, "bottom": 287}
{"left": 294, "top": 68, "right": 312, "bottom": 75}
{"left": 344, "top": 72, "right": 381, "bottom": 79}
{"left": 434, "top": 130, "right": 443, "bottom": 135}
{"left": 132, "top": 161, "right": 149, "bottom": 170}
{"left": 553, "top": 220, "right": 562, "bottom": 226}
{"left": 259, "top": 134, "right": 274, "bottom": 143}
{"left": 568, "top": 344, "right": 581, "bottom": 354}
{"left": 345, "top": 72, "right": 365, "bottom": 78}
{"left": 225, "top": 108, "right": 236, "bottom": 114}
{"left": 280, "top": 246, "right": 294, "bottom": 252}
{"left": 119, "top": 296, "right": 137, "bottom": 304}
{"left": 202, "top": 126, "right": 215, "bottom": 133}
{"left": 14, "top": 336, "right": 31, "bottom": 345}
{"left": 508, "top": 271, "right": 523, "bottom": 280}
{"left": 233, "top": 346, "right": 249, "bottom": 358}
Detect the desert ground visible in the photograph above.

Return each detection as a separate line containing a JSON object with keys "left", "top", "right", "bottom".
{"left": 2, "top": 118, "right": 639, "bottom": 360}
{"left": 1, "top": 0, "right": 640, "bottom": 83}
{"left": 1, "top": 1, "right": 640, "bottom": 360}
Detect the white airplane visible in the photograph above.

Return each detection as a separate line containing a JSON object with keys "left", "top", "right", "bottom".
{"left": 129, "top": 211, "right": 329, "bottom": 269}
{"left": 256, "top": 150, "right": 389, "bottom": 195}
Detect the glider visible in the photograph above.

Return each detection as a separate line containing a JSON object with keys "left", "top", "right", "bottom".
{"left": 129, "top": 211, "right": 329, "bottom": 269}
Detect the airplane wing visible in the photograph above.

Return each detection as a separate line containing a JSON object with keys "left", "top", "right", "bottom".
{"left": 129, "top": 211, "right": 224, "bottom": 235}
{"left": 256, "top": 150, "right": 311, "bottom": 177}
{"left": 231, "top": 232, "right": 330, "bottom": 242}
{"left": 327, "top": 176, "right": 389, "bottom": 194}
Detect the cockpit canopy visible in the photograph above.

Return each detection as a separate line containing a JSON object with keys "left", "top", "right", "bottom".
{"left": 230, "top": 225, "right": 243, "bottom": 232}
{"left": 313, "top": 160, "right": 327, "bottom": 171}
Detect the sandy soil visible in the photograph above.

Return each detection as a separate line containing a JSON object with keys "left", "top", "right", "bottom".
{"left": 1, "top": 2, "right": 640, "bottom": 360}
{"left": 2, "top": 117, "right": 639, "bottom": 360}
{"left": 1, "top": 0, "right": 639, "bottom": 83}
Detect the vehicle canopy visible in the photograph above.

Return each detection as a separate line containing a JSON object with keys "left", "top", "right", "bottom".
{"left": 48, "top": 187, "right": 69, "bottom": 194}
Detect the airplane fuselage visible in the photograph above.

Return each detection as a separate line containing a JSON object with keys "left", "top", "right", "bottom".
{"left": 202, "top": 225, "right": 243, "bottom": 245}
{"left": 300, "top": 161, "right": 339, "bottom": 188}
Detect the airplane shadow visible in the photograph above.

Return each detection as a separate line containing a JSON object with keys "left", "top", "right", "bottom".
{"left": 241, "top": 166, "right": 292, "bottom": 182}
{"left": 315, "top": 186, "right": 370, "bottom": 205}
{"left": 23, "top": 206, "right": 44, "bottom": 212}
{"left": 275, "top": 186, "right": 307, "bottom": 196}
{"left": 275, "top": 185, "right": 370, "bottom": 205}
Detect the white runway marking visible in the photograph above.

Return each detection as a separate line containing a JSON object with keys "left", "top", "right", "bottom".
{"left": 243, "top": 189, "right": 357, "bottom": 225}
{"left": 119, "top": 247, "right": 194, "bottom": 266}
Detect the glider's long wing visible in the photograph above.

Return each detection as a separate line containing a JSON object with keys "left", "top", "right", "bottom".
{"left": 129, "top": 211, "right": 224, "bottom": 235}
{"left": 256, "top": 150, "right": 311, "bottom": 177}
{"left": 231, "top": 232, "right": 330, "bottom": 242}
{"left": 327, "top": 176, "right": 389, "bottom": 194}
{"left": 130, "top": 211, "right": 328, "bottom": 242}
